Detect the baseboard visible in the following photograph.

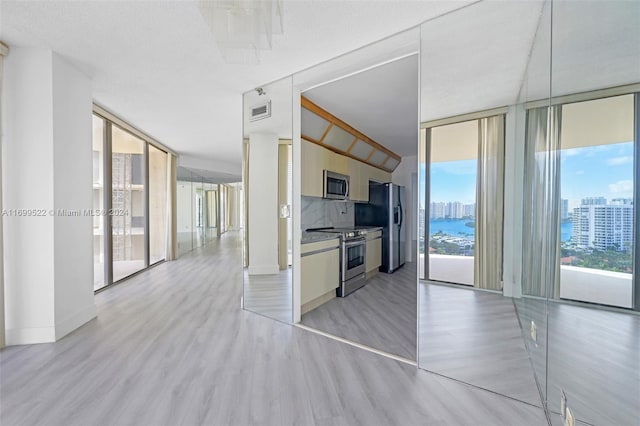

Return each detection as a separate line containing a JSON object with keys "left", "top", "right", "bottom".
{"left": 248, "top": 264, "right": 280, "bottom": 275}
{"left": 55, "top": 304, "right": 97, "bottom": 340}
{"left": 301, "top": 289, "right": 335, "bottom": 315}
{"left": 6, "top": 326, "right": 56, "bottom": 345}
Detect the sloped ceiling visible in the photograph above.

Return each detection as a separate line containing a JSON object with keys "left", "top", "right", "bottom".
{"left": 304, "top": 54, "right": 419, "bottom": 157}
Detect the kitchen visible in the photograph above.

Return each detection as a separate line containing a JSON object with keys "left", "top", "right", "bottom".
{"left": 299, "top": 55, "right": 419, "bottom": 360}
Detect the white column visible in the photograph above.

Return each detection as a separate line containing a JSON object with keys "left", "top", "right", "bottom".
{"left": 247, "top": 132, "right": 279, "bottom": 275}
{"left": 2, "top": 48, "right": 96, "bottom": 345}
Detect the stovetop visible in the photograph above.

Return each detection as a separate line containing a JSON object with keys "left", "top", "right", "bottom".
{"left": 306, "top": 227, "right": 367, "bottom": 240}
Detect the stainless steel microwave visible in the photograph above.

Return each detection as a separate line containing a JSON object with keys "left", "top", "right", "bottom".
{"left": 323, "top": 170, "right": 350, "bottom": 200}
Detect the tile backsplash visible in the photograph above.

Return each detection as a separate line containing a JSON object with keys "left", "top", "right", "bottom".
{"left": 301, "top": 196, "right": 355, "bottom": 230}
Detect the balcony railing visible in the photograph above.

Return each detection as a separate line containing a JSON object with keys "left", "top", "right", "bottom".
{"left": 419, "top": 254, "right": 633, "bottom": 308}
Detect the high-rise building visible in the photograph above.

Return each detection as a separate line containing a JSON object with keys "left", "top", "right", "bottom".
{"left": 581, "top": 196, "right": 607, "bottom": 206}
{"left": 430, "top": 202, "right": 446, "bottom": 219}
{"left": 572, "top": 198, "right": 633, "bottom": 251}
{"left": 561, "top": 199, "right": 569, "bottom": 220}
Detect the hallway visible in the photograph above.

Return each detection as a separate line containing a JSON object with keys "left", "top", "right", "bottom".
{"left": 0, "top": 232, "right": 546, "bottom": 426}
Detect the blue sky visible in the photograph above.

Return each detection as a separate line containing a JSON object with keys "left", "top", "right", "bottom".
{"left": 419, "top": 141, "right": 634, "bottom": 209}
{"left": 561, "top": 141, "right": 633, "bottom": 208}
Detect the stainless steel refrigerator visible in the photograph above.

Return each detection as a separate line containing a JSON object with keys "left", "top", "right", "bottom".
{"left": 355, "top": 182, "right": 405, "bottom": 273}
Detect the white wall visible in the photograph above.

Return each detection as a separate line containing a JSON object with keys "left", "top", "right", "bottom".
{"left": 392, "top": 155, "right": 417, "bottom": 262}
{"left": 51, "top": 53, "right": 96, "bottom": 339}
{"left": 2, "top": 48, "right": 96, "bottom": 345}
{"left": 247, "top": 133, "right": 279, "bottom": 274}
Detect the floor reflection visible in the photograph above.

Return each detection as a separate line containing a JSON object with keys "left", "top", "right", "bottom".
{"left": 419, "top": 282, "right": 542, "bottom": 407}
{"left": 243, "top": 268, "right": 292, "bottom": 323}
{"left": 518, "top": 297, "right": 640, "bottom": 425}
{"left": 302, "top": 262, "right": 417, "bottom": 360}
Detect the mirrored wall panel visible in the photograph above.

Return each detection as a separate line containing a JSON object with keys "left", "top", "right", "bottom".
{"left": 242, "top": 76, "right": 294, "bottom": 323}
{"left": 293, "top": 28, "right": 419, "bottom": 360}
{"left": 545, "top": 1, "right": 640, "bottom": 424}
{"left": 176, "top": 168, "right": 230, "bottom": 257}
{"left": 419, "top": 0, "right": 551, "bottom": 407}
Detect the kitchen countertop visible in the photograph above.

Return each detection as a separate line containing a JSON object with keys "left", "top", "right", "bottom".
{"left": 301, "top": 231, "right": 341, "bottom": 244}
{"left": 356, "top": 226, "right": 383, "bottom": 232}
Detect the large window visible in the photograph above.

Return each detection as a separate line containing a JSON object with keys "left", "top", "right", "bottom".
{"left": 93, "top": 116, "right": 106, "bottom": 289}
{"left": 421, "top": 115, "right": 505, "bottom": 291}
{"left": 149, "top": 145, "right": 168, "bottom": 264}
{"left": 112, "top": 125, "right": 146, "bottom": 282}
{"left": 425, "top": 119, "right": 479, "bottom": 285}
{"left": 558, "top": 94, "right": 635, "bottom": 308}
{"left": 92, "top": 111, "right": 170, "bottom": 291}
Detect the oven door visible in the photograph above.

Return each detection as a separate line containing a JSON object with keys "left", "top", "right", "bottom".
{"left": 342, "top": 238, "right": 366, "bottom": 281}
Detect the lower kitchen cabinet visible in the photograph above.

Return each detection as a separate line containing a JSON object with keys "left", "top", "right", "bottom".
{"left": 301, "top": 238, "right": 340, "bottom": 313}
{"left": 365, "top": 230, "right": 383, "bottom": 274}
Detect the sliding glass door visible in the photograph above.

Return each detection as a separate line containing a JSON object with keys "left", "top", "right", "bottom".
{"left": 149, "top": 145, "right": 168, "bottom": 265}
{"left": 111, "top": 125, "right": 146, "bottom": 282}
{"left": 558, "top": 94, "right": 635, "bottom": 308}
{"left": 92, "top": 111, "right": 170, "bottom": 290}
{"left": 93, "top": 115, "right": 107, "bottom": 290}
{"left": 421, "top": 116, "right": 505, "bottom": 290}
{"left": 427, "top": 120, "right": 479, "bottom": 286}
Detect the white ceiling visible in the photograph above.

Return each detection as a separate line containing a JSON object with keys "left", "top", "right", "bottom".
{"left": 0, "top": 0, "right": 472, "bottom": 177}
{"left": 2, "top": 0, "right": 638, "bottom": 177}
{"left": 304, "top": 54, "right": 419, "bottom": 157}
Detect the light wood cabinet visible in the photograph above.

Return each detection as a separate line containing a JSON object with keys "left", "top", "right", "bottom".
{"left": 301, "top": 238, "right": 340, "bottom": 306}
{"left": 365, "top": 231, "right": 383, "bottom": 273}
{"left": 348, "top": 158, "right": 367, "bottom": 202}
{"left": 301, "top": 140, "right": 324, "bottom": 198}
{"left": 301, "top": 139, "right": 391, "bottom": 199}
{"left": 330, "top": 151, "right": 349, "bottom": 175}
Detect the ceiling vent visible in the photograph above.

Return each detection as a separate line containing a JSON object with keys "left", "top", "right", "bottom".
{"left": 250, "top": 101, "right": 271, "bottom": 122}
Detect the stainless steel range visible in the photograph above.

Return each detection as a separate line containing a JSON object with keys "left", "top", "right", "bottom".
{"left": 306, "top": 227, "right": 367, "bottom": 297}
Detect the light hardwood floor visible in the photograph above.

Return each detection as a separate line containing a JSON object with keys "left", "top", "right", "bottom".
{"left": 515, "top": 297, "right": 640, "bottom": 426}
{"left": 302, "top": 262, "right": 417, "bottom": 361}
{"left": 243, "top": 269, "right": 292, "bottom": 323}
{"left": 419, "top": 283, "right": 543, "bottom": 408}
{"left": 0, "top": 232, "right": 547, "bottom": 426}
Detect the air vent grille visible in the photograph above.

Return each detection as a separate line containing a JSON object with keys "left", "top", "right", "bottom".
{"left": 250, "top": 101, "right": 271, "bottom": 121}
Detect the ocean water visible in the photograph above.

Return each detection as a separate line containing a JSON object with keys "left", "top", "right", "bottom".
{"left": 429, "top": 219, "right": 573, "bottom": 242}
{"left": 429, "top": 219, "right": 475, "bottom": 238}
{"left": 561, "top": 222, "right": 572, "bottom": 242}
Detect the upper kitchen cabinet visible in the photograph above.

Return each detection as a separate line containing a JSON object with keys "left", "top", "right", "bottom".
{"left": 301, "top": 97, "right": 400, "bottom": 172}
{"left": 301, "top": 139, "right": 391, "bottom": 201}
{"left": 300, "top": 96, "right": 396, "bottom": 200}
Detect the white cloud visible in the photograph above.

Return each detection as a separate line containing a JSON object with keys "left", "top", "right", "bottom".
{"left": 608, "top": 180, "right": 633, "bottom": 195}
{"left": 606, "top": 156, "right": 633, "bottom": 166}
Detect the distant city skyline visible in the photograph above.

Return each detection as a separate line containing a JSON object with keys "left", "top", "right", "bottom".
{"left": 420, "top": 141, "right": 633, "bottom": 210}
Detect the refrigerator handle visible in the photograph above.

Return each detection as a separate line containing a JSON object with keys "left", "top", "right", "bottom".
{"left": 398, "top": 199, "right": 403, "bottom": 228}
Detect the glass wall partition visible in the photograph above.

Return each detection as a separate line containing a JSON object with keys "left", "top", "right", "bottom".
{"left": 175, "top": 168, "right": 230, "bottom": 257}
{"left": 92, "top": 110, "right": 170, "bottom": 290}
{"left": 419, "top": 0, "right": 551, "bottom": 409}
{"left": 545, "top": 1, "right": 640, "bottom": 425}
